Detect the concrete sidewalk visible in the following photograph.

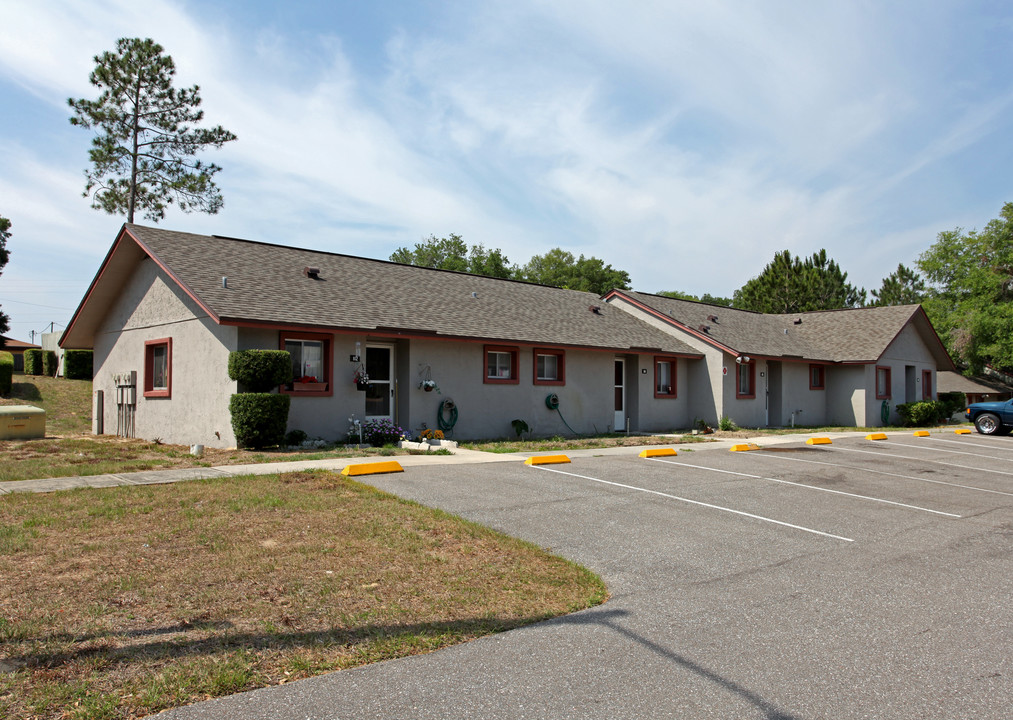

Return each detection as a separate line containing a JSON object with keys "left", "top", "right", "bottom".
{"left": 0, "top": 429, "right": 908, "bottom": 496}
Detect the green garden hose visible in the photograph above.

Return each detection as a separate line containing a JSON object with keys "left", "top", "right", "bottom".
{"left": 438, "top": 398, "right": 459, "bottom": 433}
{"left": 881, "top": 399, "right": 890, "bottom": 425}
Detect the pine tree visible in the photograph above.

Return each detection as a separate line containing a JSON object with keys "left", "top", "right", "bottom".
{"left": 869, "top": 263, "right": 926, "bottom": 306}
{"left": 733, "top": 249, "right": 865, "bottom": 313}
{"left": 68, "top": 38, "right": 237, "bottom": 223}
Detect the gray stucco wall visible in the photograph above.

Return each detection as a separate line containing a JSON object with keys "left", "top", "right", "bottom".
{"left": 825, "top": 365, "right": 866, "bottom": 426}
{"left": 865, "top": 323, "right": 938, "bottom": 425}
{"left": 779, "top": 362, "right": 827, "bottom": 427}
{"left": 93, "top": 258, "right": 238, "bottom": 447}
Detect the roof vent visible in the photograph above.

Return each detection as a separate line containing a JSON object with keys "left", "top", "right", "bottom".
{"left": 698, "top": 324, "right": 710, "bottom": 334}
{"left": 784, "top": 329, "right": 789, "bottom": 334}
{"left": 303, "top": 267, "right": 321, "bottom": 279}
{"left": 222, "top": 276, "right": 228, "bottom": 289}
{"left": 707, "top": 314, "right": 719, "bottom": 323}
{"left": 793, "top": 318, "right": 802, "bottom": 325}
{"left": 471, "top": 292, "right": 478, "bottom": 299}
{"left": 589, "top": 305, "right": 602, "bottom": 315}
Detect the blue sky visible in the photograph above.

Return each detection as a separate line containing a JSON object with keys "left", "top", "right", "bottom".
{"left": 1, "top": 0, "right": 1011, "bottom": 342}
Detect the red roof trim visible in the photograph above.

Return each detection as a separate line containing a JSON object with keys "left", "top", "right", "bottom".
{"left": 218, "top": 318, "right": 703, "bottom": 358}
{"left": 603, "top": 290, "right": 739, "bottom": 355}
{"left": 124, "top": 226, "right": 221, "bottom": 325}
{"left": 60, "top": 224, "right": 131, "bottom": 348}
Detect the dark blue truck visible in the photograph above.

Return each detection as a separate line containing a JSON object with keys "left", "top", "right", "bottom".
{"left": 964, "top": 399, "right": 1013, "bottom": 435}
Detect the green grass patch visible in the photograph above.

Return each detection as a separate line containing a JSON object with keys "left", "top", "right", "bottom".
{"left": 0, "top": 471, "right": 607, "bottom": 719}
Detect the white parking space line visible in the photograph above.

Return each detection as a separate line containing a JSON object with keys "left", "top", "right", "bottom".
{"left": 750, "top": 452, "right": 972, "bottom": 512}
{"left": 652, "top": 458, "right": 960, "bottom": 517}
{"left": 926, "top": 436, "right": 1013, "bottom": 451}
{"left": 877, "top": 440, "right": 1011, "bottom": 461}
{"left": 528, "top": 465, "right": 854, "bottom": 542}
{"left": 831, "top": 446, "right": 1013, "bottom": 496}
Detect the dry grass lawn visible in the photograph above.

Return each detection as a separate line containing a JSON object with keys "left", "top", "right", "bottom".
{"left": 0, "top": 471, "right": 607, "bottom": 719}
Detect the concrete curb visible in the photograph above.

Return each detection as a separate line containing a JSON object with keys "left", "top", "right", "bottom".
{"left": 0, "top": 428, "right": 971, "bottom": 495}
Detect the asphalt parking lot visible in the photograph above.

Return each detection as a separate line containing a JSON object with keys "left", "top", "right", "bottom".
{"left": 157, "top": 432, "right": 1012, "bottom": 720}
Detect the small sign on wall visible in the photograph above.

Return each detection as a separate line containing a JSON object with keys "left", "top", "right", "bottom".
{"left": 722, "top": 367, "right": 727, "bottom": 375}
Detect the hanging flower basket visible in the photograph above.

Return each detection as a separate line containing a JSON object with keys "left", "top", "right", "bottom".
{"left": 353, "top": 365, "right": 370, "bottom": 390}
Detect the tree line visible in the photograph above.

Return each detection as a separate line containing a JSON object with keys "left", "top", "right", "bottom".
{"left": 393, "top": 202, "right": 1013, "bottom": 375}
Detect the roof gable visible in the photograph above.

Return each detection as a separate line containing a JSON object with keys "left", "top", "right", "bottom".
{"left": 609, "top": 290, "right": 954, "bottom": 369}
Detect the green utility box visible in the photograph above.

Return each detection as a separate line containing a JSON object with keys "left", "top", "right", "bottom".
{"left": 0, "top": 405, "right": 46, "bottom": 440}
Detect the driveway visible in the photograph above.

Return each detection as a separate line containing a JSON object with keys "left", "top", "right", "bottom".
{"left": 155, "top": 433, "right": 1012, "bottom": 719}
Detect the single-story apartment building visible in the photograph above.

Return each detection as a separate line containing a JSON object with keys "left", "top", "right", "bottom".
{"left": 603, "top": 291, "right": 956, "bottom": 427}
{"left": 60, "top": 225, "right": 956, "bottom": 447}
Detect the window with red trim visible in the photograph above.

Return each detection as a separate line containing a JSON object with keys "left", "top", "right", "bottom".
{"left": 533, "top": 348, "right": 565, "bottom": 386}
{"left": 281, "top": 332, "right": 333, "bottom": 396}
{"left": 654, "top": 357, "right": 677, "bottom": 398}
{"left": 922, "top": 369, "right": 932, "bottom": 400}
{"left": 810, "top": 364, "right": 825, "bottom": 390}
{"left": 484, "top": 345, "right": 519, "bottom": 384}
{"left": 144, "top": 338, "right": 172, "bottom": 398}
{"left": 736, "top": 362, "right": 755, "bottom": 399}
{"left": 876, "top": 366, "right": 892, "bottom": 399}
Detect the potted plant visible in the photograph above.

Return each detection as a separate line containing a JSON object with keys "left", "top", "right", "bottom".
{"left": 296, "top": 375, "right": 327, "bottom": 391}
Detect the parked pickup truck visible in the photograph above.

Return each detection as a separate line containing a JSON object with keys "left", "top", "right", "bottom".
{"left": 965, "top": 399, "right": 1013, "bottom": 435}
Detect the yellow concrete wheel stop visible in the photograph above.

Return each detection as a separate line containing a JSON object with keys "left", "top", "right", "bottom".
{"left": 865, "top": 433, "right": 888, "bottom": 441}
{"left": 341, "top": 461, "right": 404, "bottom": 476}
{"left": 525, "top": 455, "right": 571, "bottom": 466}
{"left": 954, "top": 428, "right": 971, "bottom": 435}
{"left": 640, "top": 448, "right": 678, "bottom": 458}
{"left": 913, "top": 430, "right": 930, "bottom": 437}
{"left": 730, "top": 443, "right": 760, "bottom": 452}
{"left": 806, "top": 437, "right": 832, "bottom": 445}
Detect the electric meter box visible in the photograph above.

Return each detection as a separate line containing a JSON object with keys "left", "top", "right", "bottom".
{"left": 0, "top": 405, "right": 46, "bottom": 440}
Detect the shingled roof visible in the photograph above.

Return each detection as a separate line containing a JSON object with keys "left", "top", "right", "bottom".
{"left": 62, "top": 225, "right": 701, "bottom": 357}
{"left": 608, "top": 290, "right": 955, "bottom": 369}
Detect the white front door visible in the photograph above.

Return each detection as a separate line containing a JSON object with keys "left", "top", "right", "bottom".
{"left": 364, "top": 345, "right": 394, "bottom": 421}
{"left": 614, "top": 358, "right": 625, "bottom": 431}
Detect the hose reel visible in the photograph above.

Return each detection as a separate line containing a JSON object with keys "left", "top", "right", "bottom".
{"left": 545, "top": 393, "right": 560, "bottom": 410}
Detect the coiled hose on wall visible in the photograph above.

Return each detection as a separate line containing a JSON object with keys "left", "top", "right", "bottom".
{"left": 546, "top": 393, "right": 580, "bottom": 436}
{"left": 438, "top": 398, "right": 459, "bottom": 434}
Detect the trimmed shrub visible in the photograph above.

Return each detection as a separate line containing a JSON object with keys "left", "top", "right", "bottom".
{"left": 362, "top": 418, "right": 410, "bottom": 447}
{"left": 24, "top": 348, "right": 42, "bottom": 376}
{"left": 42, "top": 350, "right": 58, "bottom": 377}
{"left": 64, "top": 349, "right": 94, "bottom": 380}
{"left": 0, "top": 351, "right": 12, "bottom": 396}
{"left": 938, "top": 391, "right": 967, "bottom": 419}
{"left": 227, "top": 350, "right": 292, "bottom": 392}
{"left": 896, "top": 400, "right": 946, "bottom": 427}
{"left": 229, "top": 394, "right": 291, "bottom": 449}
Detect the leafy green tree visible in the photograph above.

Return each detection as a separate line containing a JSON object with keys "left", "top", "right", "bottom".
{"left": 518, "top": 249, "right": 631, "bottom": 295}
{"left": 0, "top": 215, "right": 10, "bottom": 343}
{"left": 917, "top": 202, "right": 1013, "bottom": 372}
{"left": 700, "top": 293, "right": 734, "bottom": 307}
{"left": 656, "top": 290, "right": 733, "bottom": 306}
{"left": 733, "top": 249, "right": 865, "bottom": 313}
{"left": 869, "top": 263, "right": 926, "bottom": 306}
{"left": 390, "top": 234, "right": 514, "bottom": 279}
{"left": 68, "top": 37, "right": 237, "bottom": 223}
{"left": 657, "top": 290, "right": 699, "bottom": 301}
